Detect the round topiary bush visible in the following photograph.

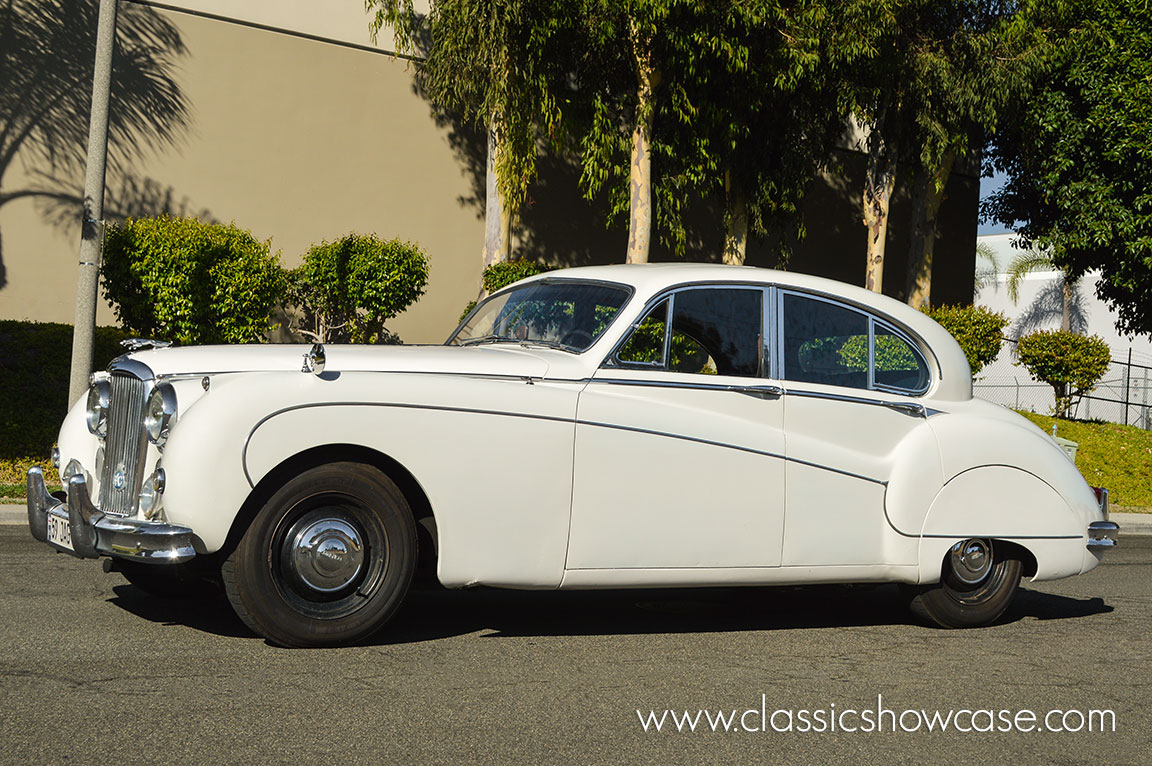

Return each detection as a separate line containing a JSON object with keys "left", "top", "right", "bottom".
{"left": 102, "top": 215, "right": 286, "bottom": 345}
{"left": 288, "top": 234, "right": 429, "bottom": 344}
{"left": 1016, "top": 330, "right": 1111, "bottom": 419}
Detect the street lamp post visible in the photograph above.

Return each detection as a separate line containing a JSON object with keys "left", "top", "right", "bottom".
{"left": 67, "top": 0, "right": 118, "bottom": 408}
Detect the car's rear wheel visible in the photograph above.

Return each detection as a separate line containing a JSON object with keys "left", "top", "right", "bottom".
{"left": 908, "top": 538, "right": 1022, "bottom": 628}
{"left": 223, "top": 462, "right": 416, "bottom": 647}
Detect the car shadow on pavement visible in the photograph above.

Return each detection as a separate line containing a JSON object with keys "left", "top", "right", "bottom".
{"left": 104, "top": 582, "right": 1114, "bottom": 646}
{"left": 373, "top": 584, "right": 1115, "bottom": 646}
{"left": 107, "top": 584, "right": 252, "bottom": 639}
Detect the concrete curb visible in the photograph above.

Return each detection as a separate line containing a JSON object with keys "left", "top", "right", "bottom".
{"left": 4, "top": 504, "right": 1150, "bottom": 533}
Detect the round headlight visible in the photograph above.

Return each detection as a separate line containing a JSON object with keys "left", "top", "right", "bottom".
{"left": 138, "top": 467, "right": 166, "bottom": 519}
{"left": 85, "top": 379, "right": 111, "bottom": 437}
{"left": 145, "top": 383, "right": 178, "bottom": 446}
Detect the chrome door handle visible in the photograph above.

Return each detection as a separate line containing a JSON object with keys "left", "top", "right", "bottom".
{"left": 883, "top": 401, "right": 925, "bottom": 417}
{"left": 732, "top": 385, "right": 784, "bottom": 400}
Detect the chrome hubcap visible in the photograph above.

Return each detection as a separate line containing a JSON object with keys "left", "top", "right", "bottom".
{"left": 288, "top": 515, "right": 365, "bottom": 594}
{"left": 949, "top": 538, "right": 993, "bottom": 586}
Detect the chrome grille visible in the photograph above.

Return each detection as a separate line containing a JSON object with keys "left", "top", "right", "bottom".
{"left": 98, "top": 372, "right": 149, "bottom": 517}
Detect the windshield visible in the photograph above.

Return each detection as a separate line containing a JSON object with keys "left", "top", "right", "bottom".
{"left": 447, "top": 280, "right": 632, "bottom": 352}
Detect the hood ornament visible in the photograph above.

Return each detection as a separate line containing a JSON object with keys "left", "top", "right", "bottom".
{"left": 121, "top": 338, "right": 173, "bottom": 351}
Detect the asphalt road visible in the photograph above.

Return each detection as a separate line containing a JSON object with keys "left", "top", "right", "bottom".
{"left": 1, "top": 525, "right": 1148, "bottom": 765}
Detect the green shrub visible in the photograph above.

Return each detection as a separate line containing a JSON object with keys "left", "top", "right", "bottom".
{"left": 288, "top": 234, "right": 428, "bottom": 344}
{"left": 0, "top": 321, "right": 132, "bottom": 460}
{"left": 102, "top": 214, "right": 286, "bottom": 345}
{"left": 1016, "top": 330, "right": 1111, "bottom": 419}
{"left": 923, "top": 304, "right": 1010, "bottom": 377}
{"left": 482, "top": 259, "right": 549, "bottom": 293}
{"left": 457, "top": 260, "right": 551, "bottom": 323}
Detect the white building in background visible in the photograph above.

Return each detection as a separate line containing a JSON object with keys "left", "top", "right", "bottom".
{"left": 973, "top": 232, "right": 1152, "bottom": 428}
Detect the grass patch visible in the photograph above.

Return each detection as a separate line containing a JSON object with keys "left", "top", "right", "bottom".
{"left": 0, "top": 457, "right": 61, "bottom": 501}
{"left": 1018, "top": 412, "right": 1152, "bottom": 509}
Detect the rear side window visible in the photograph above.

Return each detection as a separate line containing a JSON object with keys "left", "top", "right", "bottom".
{"left": 781, "top": 293, "right": 929, "bottom": 394}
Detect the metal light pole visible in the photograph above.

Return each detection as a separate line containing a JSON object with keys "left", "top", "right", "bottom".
{"left": 67, "top": 0, "right": 118, "bottom": 408}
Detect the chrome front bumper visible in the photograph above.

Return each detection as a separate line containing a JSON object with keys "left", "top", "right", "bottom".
{"left": 1087, "top": 521, "right": 1120, "bottom": 550}
{"left": 26, "top": 467, "right": 198, "bottom": 563}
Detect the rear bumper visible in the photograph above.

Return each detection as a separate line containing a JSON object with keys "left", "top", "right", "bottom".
{"left": 26, "top": 467, "right": 198, "bottom": 563}
{"left": 1086, "top": 520, "right": 1120, "bottom": 550}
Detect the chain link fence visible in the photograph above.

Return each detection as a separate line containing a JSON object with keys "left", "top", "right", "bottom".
{"left": 974, "top": 343, "right": 1152, "bottom": 429}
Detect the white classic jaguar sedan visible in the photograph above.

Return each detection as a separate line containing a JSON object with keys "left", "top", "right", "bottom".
{"left": 29, "top": 264, "right": 1118, "bottom": 646}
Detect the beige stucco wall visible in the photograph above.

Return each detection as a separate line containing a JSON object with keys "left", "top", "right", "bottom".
{"left": 0, "top": 5, "right": 480, "bottom": 344}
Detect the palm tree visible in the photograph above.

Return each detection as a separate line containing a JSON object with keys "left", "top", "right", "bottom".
{"left": 0, "top": 0, "right": 189, "bottom": 287}
{"left": 973, "top": 241, "right": 1000, "bottom": 296}
{"left": 1005, "top": 245, "right": 1087, "bottom": 337}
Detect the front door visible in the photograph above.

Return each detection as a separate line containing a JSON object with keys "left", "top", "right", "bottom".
{"left": 566, "top": 286, "right": 787, "bottom": 570}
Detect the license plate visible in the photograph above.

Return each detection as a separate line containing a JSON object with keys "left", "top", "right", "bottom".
{"left": 46, "top": 510, "right": 74, "bottom": 552}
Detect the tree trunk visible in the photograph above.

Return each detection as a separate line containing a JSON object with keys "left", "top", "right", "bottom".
{"left": 905, "top": 150, "right": 955, "bottom": 309}
{"left": 479, "top": 126, "right": 512, "bottom": 298}
{"left": 626, "top": 23, "right": 658, "bottom": 265}
{"left": 722, "top": 167, "right": 748, "bottom": 265}
{"left": 862, "top": 127, "right": 897, "bottom": 294}
{"left": 1062, "top": 278, "right": 1073, "bottom": 332}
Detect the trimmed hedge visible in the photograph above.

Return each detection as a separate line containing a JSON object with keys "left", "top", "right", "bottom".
{"left": 102, "top": 215, "right": 285, "bottom": 345}
{"left": 0, "top": 320, "right": 132, "bottom": 460}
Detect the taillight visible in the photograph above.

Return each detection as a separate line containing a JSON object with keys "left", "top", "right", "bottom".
{"left": 1090, "top": 487, "right": 1110, "bottom": 520}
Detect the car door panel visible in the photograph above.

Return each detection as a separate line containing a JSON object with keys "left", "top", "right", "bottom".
{"left": 568, "top": 369, "right": 786, "bottom": 569}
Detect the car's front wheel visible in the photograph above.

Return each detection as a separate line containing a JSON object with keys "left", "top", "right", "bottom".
{"left": 908, "top": 538, "right": 1022, "bottom": 628}
{"left": 223, "top": 462, "right": 417, "bottom": 647}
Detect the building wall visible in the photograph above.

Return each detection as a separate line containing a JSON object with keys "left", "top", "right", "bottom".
{"left": 0, "top": 2, "right": 979, "bottom": 344}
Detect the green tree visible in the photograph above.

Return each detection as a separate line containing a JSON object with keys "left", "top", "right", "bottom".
{"left": 984, "top": 0, "right": 1152, "bottom": 336}
{"left": 369, "top": 0, "right": 576, "bottom": 284}
{"left": 0, "top": 0, "right": 188, "bottom": 287}
{"left": 288, "top": 234, "right": 428, "bottom": 344}
{"left": 838, "top": 1, "right": 1038, "bottom": 302}
{"left": 577, "top": 0, "right": 853, "bottom": 264}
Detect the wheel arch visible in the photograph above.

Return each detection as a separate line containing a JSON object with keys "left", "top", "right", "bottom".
{"left": 222, "top": 443, "right": 438, "bottom": 575}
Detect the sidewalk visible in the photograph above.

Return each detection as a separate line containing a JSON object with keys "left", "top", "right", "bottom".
{"left": 3, "top": 504, "right": 1150, "bottom": 533}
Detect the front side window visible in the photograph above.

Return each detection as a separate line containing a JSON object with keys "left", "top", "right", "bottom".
{"left": 613, "top": 288, "right": 763, "bottom": 376}
{"left": 448, "top": 280, "right": 630, "bottom": 352}
{"left": 781, "top": 292, "right": 930, "bottom": 393}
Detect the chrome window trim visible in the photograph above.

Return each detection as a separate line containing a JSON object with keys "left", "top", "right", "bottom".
{"left": 776, "top": 289, "right": 934, "bottom": 397}
{"left": 608, "top": 297, "right": 669, "bottom": 369}
{"left": 871, "top": 319, "right": 932, "bottom": 396}
{"left": 603, "top": 283, "right": 772, "bottom": 377}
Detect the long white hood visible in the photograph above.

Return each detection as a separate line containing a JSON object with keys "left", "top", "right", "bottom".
{"left": 123, "top": 343, "right": 554, "bottom": 380}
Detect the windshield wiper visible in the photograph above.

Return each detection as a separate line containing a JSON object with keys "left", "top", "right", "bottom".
{"left": 459, "top": 335, "right": 516, "bottom": 346}
{"left": 459, "top": 335, "right": 576, "bottom": 352}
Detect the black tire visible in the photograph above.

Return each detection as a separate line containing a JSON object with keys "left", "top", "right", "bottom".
{"left": 115, "top": 559, "right": 220, "bottom": 599}
{"left": 908, "top": 539, "right": 1022, "bottom": 628}
{"left": 222, "top": 462, "right": 417, "bottom": 647}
